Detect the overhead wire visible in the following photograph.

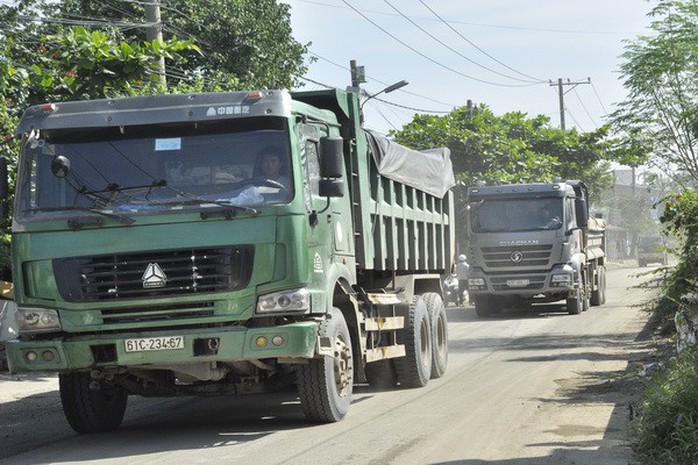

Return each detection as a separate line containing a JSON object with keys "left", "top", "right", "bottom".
{"left": 573, "top": 87, "right": 598, "bottom": 128}
{"left": 566, "top": 108, "right": 584, "bottom": 132}
{"left": 366, "top": 99, "right": 400, "bottom": 132}
{"left": 383, "top": 0, "right": 540, "bottom": 84}
{"left": 292, "top": 0, "right": 644, "bottom": 35}
{"left": 372, "top": 96, "right": 451, "bottom": 114}
{"left": 418, "top": 0, "right": 545, "bottom": 83}
{"left": 590, "top": 80, "right": 610, "bottom": 116}
{"left": 340, "top": 0, "right": 544, "bottom": 88}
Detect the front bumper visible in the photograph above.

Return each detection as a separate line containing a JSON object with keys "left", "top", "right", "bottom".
{"left": 467, "top": 267, "right": 575, "bottom": 297}
{"left": 6, "top": 321, "right": 319, "bottom": 373}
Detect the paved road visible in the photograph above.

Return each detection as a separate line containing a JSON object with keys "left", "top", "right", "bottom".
{"left": 0, "top": 265, "right": 656, "bottom": 465}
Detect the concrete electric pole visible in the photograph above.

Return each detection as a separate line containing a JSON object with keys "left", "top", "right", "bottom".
{"left": 145, "top": 2, "right": 167, "bottom": 88}
{"left": 549, "top": 78, "right": 590, "bottom": 130}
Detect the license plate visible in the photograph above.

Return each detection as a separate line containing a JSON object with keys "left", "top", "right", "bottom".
{"left": 124, "top": 336, "right": 185, "bottom": 352}
{"left": 506, "top": 279, "right": 530, "bottom": 288}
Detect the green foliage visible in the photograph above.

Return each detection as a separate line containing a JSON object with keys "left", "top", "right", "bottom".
{"left": 57, "top": 0, "right": 310, "bottom": 90}
{"left": 612, "top": 0, "right": 698, "bottom": 184}
{"left": 635, "top": 349, "right": 698, "bottom": 465}
{"left": 389, "top": 103, "right": 617, "bottom": 194}
{"left": 27, "top": 26, "right": 200, "bottom": 103}
{"left": 634, "top": 192, "right": 698, "bottom": 333}
{"left": 635, "top": 191, "right": 698, "bottom": 464}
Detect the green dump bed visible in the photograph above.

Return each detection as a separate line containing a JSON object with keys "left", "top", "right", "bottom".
{"left": 292, "top": 89, "right": 456, "bottom": 274}
{"left": 352, "top": 130, "right": 456, "bottom": 273}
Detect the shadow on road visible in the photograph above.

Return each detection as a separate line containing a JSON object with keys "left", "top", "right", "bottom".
{"left": 428, "top": 313, "right": 664, "bottom": 465}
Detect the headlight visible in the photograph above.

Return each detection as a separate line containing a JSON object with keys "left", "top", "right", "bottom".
{"left": 551, "top": 274, "right": 572, "bottom": 283}
{"left": 256, "top": 288, "right": 310, "bottom": 314}
{"left": 16, "top": 307, "right": 61, "bottom": 334}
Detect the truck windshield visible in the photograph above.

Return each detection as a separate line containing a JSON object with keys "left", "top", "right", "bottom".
{"left": 471, "top": 198, "right": 563, "bottom": 233}
{"left": 638, "top": 236, "right": 663, "bottom": 251}
{"left": 16, "top": 120, "right": 293, "bottom": 222}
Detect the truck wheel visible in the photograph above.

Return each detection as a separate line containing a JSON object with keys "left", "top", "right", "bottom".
{"left": 590, "top": 266, "right": 606, "bottom": 306}
{"left": 394, "top": 296, "right": 432, "bottom": 388}
{"left": 566, "top": 285, "right": 584, "bottom": 315}
{"left": 422, "top": 292, "right": 448, "bottom": 379}
{"left": 59, "top": 372, "right": 128, "bottom": 434}
{"left": 297, "top": 308, "right": 353, "bottom": 423}
{"left": 474, "top": 296, "right": 494, "bottom": 317}
{"left": 364, "top": 360, "right": 397, "bottom": 391}
{"left": 581, "top": 271, "right": 590, "bottom": 312}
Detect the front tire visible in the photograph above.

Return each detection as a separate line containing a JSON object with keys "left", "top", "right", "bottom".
{"left": 394, "top": 296, "right": 432, "bottom": 388}
{"left": 59, "top": 372, "right": 128, "bottom": 434}
{"left": 590, "top": 265, "right": 606, "bottom": 306}
{"left": 566, "top": 281, "right": 584, "bottom": 315}
{"left": 297, "top": 308, "right": 353, "bottom": 423}
{"left": 474, "top": 295, "right": 496, "bottom": 318}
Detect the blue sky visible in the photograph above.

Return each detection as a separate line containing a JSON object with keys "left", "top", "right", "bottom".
{"left": 284, "top": 0, "right": 655, "bottom": 135}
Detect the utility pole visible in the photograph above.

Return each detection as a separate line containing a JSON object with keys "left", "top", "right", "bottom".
{"left": 348, "top": 59, "right": 365, "bottom": 94}
{"left": 549, "top": 77, "right": 590, "bottom": 130}
{"left": 145, "top": 2, "right": 166, "bottom": 88}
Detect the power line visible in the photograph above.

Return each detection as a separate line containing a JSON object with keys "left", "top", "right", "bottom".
{"left": 291, "top": 0, "right": 645, "bottom": 36}
{"left": 565, "top": 108, "right": 584, "bottom": 132}
{"left": 418, "top": 0, "right": 545, "bottom": 83}
{"left": 14, "top": 14, "right": 151, "bottom": 28}
{"left": 383, "top": 0, "right": 540, "bottom": 84}
{"left": 589, "top": 80, "right": 610, "bottom": 116}
{"left": 573, "top": 87, "right": 598, "bottom": 128}
{"left": 365, "top": 99, "right": 400, "bottom": 132}
{"left": 340, "top": 0, "right": 544, "bottom": 88}
{"left": 372, "top": 96, "right": 451, "bottom": 114}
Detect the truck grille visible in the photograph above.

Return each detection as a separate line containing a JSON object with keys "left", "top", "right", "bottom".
{"left": 481, "top": 244, "right": 553, "bottom": 268}
{"left": 54, "top": 246, "right": 254, "bottom": 302}
{"left": 100, "top": 302, "right": 215, "bottom": 324}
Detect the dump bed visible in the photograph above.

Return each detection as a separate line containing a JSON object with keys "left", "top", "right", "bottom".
{"left": 292, "top": 89, "right": 456, "bottom": 274}
{"left": 357, "top": 130, "right": 455, "bottom": 273}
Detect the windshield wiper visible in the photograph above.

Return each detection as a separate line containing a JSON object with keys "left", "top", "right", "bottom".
{"left": 23, "top": 206, "right": 135, "bottom": 230}
{"left": 79, "top": 179, "right": 168, "bottom": 207}
{"left": 158, "top": 197, "right": 260, "bottom": 219}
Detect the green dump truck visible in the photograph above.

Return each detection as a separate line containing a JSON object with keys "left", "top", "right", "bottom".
{"left": 4, "top": 89, "right": 456, "bottom": 432}
{"left": 465, "top": 181, "right": 606, "bottom": 316}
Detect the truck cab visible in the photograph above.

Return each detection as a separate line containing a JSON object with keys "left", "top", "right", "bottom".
{"left": 637, "top": 235, "right": 668, "bottom": 267}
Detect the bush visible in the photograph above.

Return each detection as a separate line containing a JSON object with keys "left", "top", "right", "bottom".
{"left": 634, "top": 191, "right": 698, "bottom": 464}
{"left": 635, "top": 349, "right": 698, "bottom": 464}
{"left": 642, "top": 192, "right": 698, "bottom": 332}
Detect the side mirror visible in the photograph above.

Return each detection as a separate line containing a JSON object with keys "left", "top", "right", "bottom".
{"left": 575, "top": 198, "right": 588, "bottom": 228}
{"left": 319, "top": 179, "right": 344, "bottom": 198}
{"left": 319, "top": 137, "right": 344, "bottom": 178}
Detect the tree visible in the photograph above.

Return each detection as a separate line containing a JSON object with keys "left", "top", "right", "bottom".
{"left": 390, "top": 103, "right": 616, "bottom": 193}
{"left": 56, "top": 0, "right": 310, "bottom": 90}
{"left": 611, "top": 0, "right": 698, "bottom": 187}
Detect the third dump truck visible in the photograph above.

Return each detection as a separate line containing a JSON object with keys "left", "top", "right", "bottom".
{"left": 465, "top": 181, "right": 606, "bottom": 317}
